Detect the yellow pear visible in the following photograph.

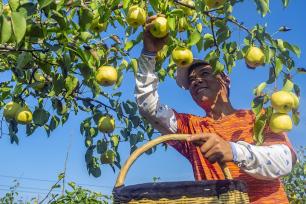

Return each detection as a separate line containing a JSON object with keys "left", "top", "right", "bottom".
{"left": 269, "top": 113, "right": 292, "bottom": 133}
{"left": 172, "top": 47, "right": 193, "bottom": 68}
{"left": 15, "top": 107, "right": 33, "bottom": 124}
{"left": 150, "top": 16, "right": 169, "bottom": 38}
{"left": 289, "top": 92, "right": 299, "bottom": 109}
{"left": 90, "top": 18, "right": 107, "bottom": 33}
{"left": 2, "top": 4, "right": 11, "bottom": 17}
{"left": 33, "top": 72, "right": 46, "bottom": 90}
{"left": 179, "top": 0, "right": 195, "bottom": 16}
{"left": 3, "top": 102, "right": 21, "bottom": 120}
{"left": 126, "top": 5, "right": 146, "bottom": 28}
{"left": 100, "top": 150, "right": 116, "bottom": 164}
{"left": 98, "top": 115, "right": 115, "bottom": 133}
{"left": 245, "top": 46, "right": 265, "bottom": 68}
{"left": 271, "top": 91, "right": 294, "bottom": 113}
{"left": 95, "top": 66, "right": 118, "bottom": 86}
{"left": 178, "top": 17, "right": 188, "bottom": 32}
{"left": 205, "top": 0, "right": 226, "bottom": 9}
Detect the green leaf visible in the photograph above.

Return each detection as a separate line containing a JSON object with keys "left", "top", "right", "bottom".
{"left": 9, "top": 0, "right": 20, "bottom": 11}
{"left": 282, "top": 0, "right": 289, "bottom": 7}
{"left": 252, "top": 96, "right": 264, "bottom": 116}
{"left": 167, "top": 17, "right": 175, "bottom": 31}
{"left": 80, "top": 31, "right": 92, "bottom": 41}
{"left": 282, "top": 79, "right": 294, "bottom": 92}
{"left": 78, "top": 7, "right": 94, "bottom": 30}
{"left": 297, "top": 67, "right": 306, "bottom": 74}
{"left": 123, "top": 0, "right": 130, "bottom": 9}
{"left": 0, "top": 16, "right": 12, "bottom": 43}
{"left": 203, "top": 33, "right": 214, "bottom": 50}
{"left": 274, "top": 57, "right": 283, "bottom": 78}
{"left": 97, "top": 140, "right": 108, "bottom": 154}
{"left": 196, "top": 23, "right": 203, "bottom": 33}
{"left": 254, "top": 82, "right": 267, "bottom": 96}
{"left": 253, "top": 112, "right": 267, "bottom": 145}
{"left": 255, "top": 0, "right": 270, "bottom": 17}
{"left": 215, "top": 61, "right": 225, "bottom": 74}
{"left": 38, "top": 0, "right": 53, "bottom": 9}
{"left": 111, "top": 135, "right": 119, "bottom": 148}
{"left": 16, "top": 52, "right": 32, "bottom": 69}
{"left": 11, "top": 12, "right": 26, "bottom": 43}
{"left": 283, "top": 42, "right": 301, "bottom": 57}
{"left": 168, "top": 9, "right": 184, "bottom": 16}
{"left": 33, "top": 108, "right": 50, "bottom": 126}
{"left": 124, "top": 41, "right": 133, "bottom": 51}
{"left": 49, "top": 115, "right": 60, "bottom": 131}
{"left": 64, "top": 75, "right": 78, "bottom": 97}
{"left": 17, "top": 3, "right": 37, "bottom": 17}
{"left": 292, "top": 110, "right": 300, "bottom": 126}
{"left": 187, "top": 31, "right": 201, "bottom": 46}
{"left": 131, "top": 58, "right": 138, "bottom": 76}
{"left": 58, "top": 172, "right": 65, "bottom": 180}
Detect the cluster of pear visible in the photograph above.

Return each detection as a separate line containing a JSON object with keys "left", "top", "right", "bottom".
{"left": 95, "top": 66, "right": 117, "bottom": 133}
{"left": 125, "top": 1, "right": 236, "bottom": 71}
{"left": 3, "top": 102, "right": 33, "bottom": 124}
{"left": 125, "top": 3, "right": 194, "bottom": 68}
{"left": 269, "top": 91, "right": 299, "bottom": 133}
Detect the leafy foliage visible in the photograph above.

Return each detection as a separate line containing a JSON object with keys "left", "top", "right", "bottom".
{"left": 0, "top": 178, "right": 111, "bottom": 204}
{"left": 0, "top": 0, "right": 303, "bottom": 176}
{"left": 282, "top": 147, "right": 306, "bottom": 204}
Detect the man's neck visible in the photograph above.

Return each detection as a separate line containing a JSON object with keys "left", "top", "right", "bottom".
{"left": 204, "top": 96, "right": 236, "bottom": 120}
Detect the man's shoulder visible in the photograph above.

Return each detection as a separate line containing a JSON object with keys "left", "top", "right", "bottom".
{"left": 174, "top": 111, "right": 206, "bottom": 121}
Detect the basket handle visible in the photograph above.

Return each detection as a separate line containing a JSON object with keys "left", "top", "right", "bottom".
{"left": 114, "top": 134, "right": 232, "bottom": 188}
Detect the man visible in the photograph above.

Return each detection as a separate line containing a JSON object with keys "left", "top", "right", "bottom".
{"left": 134, "top": 16, "right": 296, "bottom": 203}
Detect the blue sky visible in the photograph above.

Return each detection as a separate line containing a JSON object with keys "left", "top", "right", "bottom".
{"left": 0, "top": 0, "right": 305, "bottom": 202}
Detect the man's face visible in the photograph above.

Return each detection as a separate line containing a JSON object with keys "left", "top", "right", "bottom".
{"left": 188, "top": 65, "right": 224, "bottom": 108}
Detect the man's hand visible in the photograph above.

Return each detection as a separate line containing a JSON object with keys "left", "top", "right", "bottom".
{"left": 143, "top": 15, "right": 168, "bottom": 53}
{"left": 187, "top": 133, "right": 233, "bottom": 163}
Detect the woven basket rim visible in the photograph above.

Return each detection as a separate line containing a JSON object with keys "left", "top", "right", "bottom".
{"left": 113, "top": 179, "right": 248, "bottom": 202}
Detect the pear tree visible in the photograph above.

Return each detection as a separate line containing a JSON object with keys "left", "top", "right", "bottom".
{"left": 0, "top": 0, "right": 303, "bottom": 177}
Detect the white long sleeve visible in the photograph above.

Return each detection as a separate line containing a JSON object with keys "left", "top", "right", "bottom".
{"left": 134, "top": 54, "right": 177, "bottom": 134}
{"left": 231, "top": 141, "right": 293, "bottom": 180}
{"left": 134, "top": 54, "right": 293, "bottom": 180}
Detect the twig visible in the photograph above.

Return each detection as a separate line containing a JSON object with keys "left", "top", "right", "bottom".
{"left": 0, "top": 46, "right": 49, "bottom": 53}
{"left": 38, "top": 177, "right": 63, "bottom": 204}
{"left": 0, "top": 116, "right": 3, "bottom": 139}
{"left": 31, "top": 52, "right": 59, "bottom": 66}
{"left": 75, "top": 96, "right": 128, "bottom": 118}
{"left": 223, "top": 17, "right": 251, "bottom": 35}
{"left": 174, "top": 0, "right": 253, "bottom": 36}
{"left": 173, "top": 0, "right": 223, "bottom": 13}
{"left": 18, "top": 67, "right": 39, "bottom": 100}
{"left": 209, "top": 17, "right": 220, "bottom": 52}
{"left": 62, "top": 141, "right": 72, "bottom": 195}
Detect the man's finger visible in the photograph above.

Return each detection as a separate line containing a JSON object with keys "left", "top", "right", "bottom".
{"left": 199, "top": 137, "right": 215, "bottom": 153}
{"left": 144, "top": 22, "right": 154, "bottom": 31}
{"left": 187, "top": 133, "right": 211, "bottom": 143}
{"left": 207, "top": 153, "right": 223, "bottom": 164}
{"left": 146, "top": 15, "right": 157, "bottom": 24}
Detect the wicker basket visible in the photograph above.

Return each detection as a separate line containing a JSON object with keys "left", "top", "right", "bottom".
{"left": 113, "top": 134, "right": 250, "bottom": 203}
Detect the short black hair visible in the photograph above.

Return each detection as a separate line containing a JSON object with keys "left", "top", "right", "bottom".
{"left": 187, "top": 61, "right": 231, "bottom": 97}
{"left": 188, "top": 61, "right": 211, "bottom": 76}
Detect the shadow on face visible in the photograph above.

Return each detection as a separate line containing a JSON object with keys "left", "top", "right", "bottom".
{"left": 188, "top": 65, "right": 227, "bottom": 109}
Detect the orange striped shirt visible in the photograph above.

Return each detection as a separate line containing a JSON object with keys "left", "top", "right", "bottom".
{"left": 170, "top": 109, "right": 295, "bottom": 204}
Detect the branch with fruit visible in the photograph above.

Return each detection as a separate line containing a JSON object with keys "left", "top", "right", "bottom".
{"left": 0, "top": 0, "right": 303, "bottom": 176}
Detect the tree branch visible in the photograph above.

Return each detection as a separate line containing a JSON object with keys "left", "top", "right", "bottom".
{"left": 0, "top": 46, "right": 49, "bottom": 53}
{"left": 18, "top": 67, "right": 39, "bottom": 100}
{"left": 173, "top": 0, "right": 253, "bottom": 36}
{"left": 38, "top": 176, "right": 63, "bottom": 204}
{"left": 209, "top": 17, "right": 220, "bottom": 52}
